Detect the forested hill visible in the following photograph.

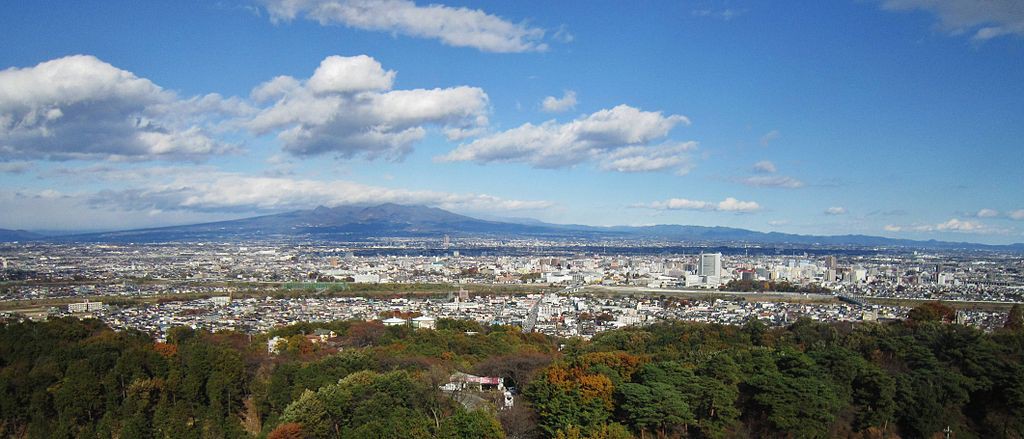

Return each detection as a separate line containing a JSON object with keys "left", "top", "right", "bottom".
{"left": 1, "top": 304, "right": 1023, "bottom": 438}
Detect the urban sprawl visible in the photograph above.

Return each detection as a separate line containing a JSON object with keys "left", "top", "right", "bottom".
{"left": 2, "top": 240, "right": 1021, "bottom": 340}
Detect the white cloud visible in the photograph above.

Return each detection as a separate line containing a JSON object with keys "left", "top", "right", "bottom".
{"left": 87, "top": 171, "right": 553, "bottom": 214}
{"left": 438, "top": 105, "right": 691, "bottom": 172}
{"left": 935, "top": 218, "right": 984, "bottom": 231}
{"left": 246, "top": 54, "right": 489, "bottom": 160}
{"left": 717, "top": 197, "right": 762, "bottom": 212}
{"left": 976, "top": 208, "right": 1000, "bottom": 218}
{"left": 541, "top": 90, "right": 577, "bottom": 113}
{"left": 251, "top": 75, "right": 302, "bottom": 102}
{"left": 740, "top": 175, "right": 805, "bottom": 189}
{"left": 0, "top": 55, "right": 239, "bottom": 161}
{"left": 966, "top": 208, "right": 1024, "bottom": 221}
{"left": 261, "top": 0, "right": 550, "bottom": 53}
{"left": 752, "top": 160, "right": 777, "bottom": 174}
{"left": 825, "top": 206, "right": 848, "bottom": 215}
{"left": 599, "top": 142, "right": 696, "bottom": 174}
{"left": 307, "top": 55, "right": 395, "bottom": 94}
{"left": 880, "top": 0, "right": 1024, "bottom": 41}
{"left": 634, "top": 197, "right": 761, "bottom": 213}
{"left": 885, "top": 218, "right": 1000, "bottom": 234}
{"left": 760, "top": 129, "right": 780, "bottom": 146}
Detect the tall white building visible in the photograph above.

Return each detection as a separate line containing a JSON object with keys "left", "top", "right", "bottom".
{"left": 699, "top": 253, "right": 722, "bottom": 278}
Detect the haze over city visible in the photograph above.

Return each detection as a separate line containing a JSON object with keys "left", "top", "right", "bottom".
{"left": 1, "top": 0, "right": 1022, "bottom": 244}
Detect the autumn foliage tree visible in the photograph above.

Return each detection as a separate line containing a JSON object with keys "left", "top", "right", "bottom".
{"left": 907, "top": 301, "right": 955, "bottom": 323}
{"left": 267, "top": 422, "right": 303, "bottom": 439}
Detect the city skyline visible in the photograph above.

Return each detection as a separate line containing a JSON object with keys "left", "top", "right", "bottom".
{"left": 1, "top": 0, "right": 1023, "bottom": 244}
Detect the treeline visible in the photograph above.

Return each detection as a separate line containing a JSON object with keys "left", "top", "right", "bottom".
{"left": 0, "top": 317, "right": 554, "bottom": 438}
{"left": 720, "top": 279, "right": 832, "bottom": 294}
{"left": 1, "top": 304, "right": 1024, "bottom": 438}
{"left": 529, "top": 305, "right": 1024, "bottom": 438}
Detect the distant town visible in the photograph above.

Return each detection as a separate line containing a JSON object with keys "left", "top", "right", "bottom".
{"left": 2, "top": 238, "right": 1020, "bottom": 338}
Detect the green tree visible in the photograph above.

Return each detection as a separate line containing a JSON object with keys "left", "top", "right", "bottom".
{"left": 617, "top": 382, "right": 693, "bottom": 437}
{"left": 437, "top": 409, "right": 505, "bottom": 439}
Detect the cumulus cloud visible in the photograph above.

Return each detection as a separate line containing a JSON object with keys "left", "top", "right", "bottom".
{"left": 976, "top": 208, "right": 1000, "bottom": 218}
{"left": 968, "top": 208, "right": 1024, "bottom": 221}
{"left": 0, "top": 55, "right": 240, "bottom": 162}
{"left": 438, "top": 105, "right": 692, "bottom": 173}
{"left": 541, "top": 90, "right": 577, "bottom": 112}
{"left": 306, "top": 54, "right": 395, "bottom": 93}
{"left": 880, "top": 0, "right": 1024, "bottom": 41}
{"left": 825, "top": 206, "right": 847, "bottom": 215}
{"left": 885, "top": 218, "right": 999, "bottom": 234}
{"left": 87, "top": 171, "right": 552, "bottom": 214}
{"left": 740, "top": 175, "right": 805, "bottom": 189}
{"left": 247, "top": 54, "right": 489, "bottom": 160}
{"left": 261, "top": 0, "right": 550, "bottom": 53}
{"left": 633, "top": 197, "right": 761, "bottom": 213}
{"left": 599, "top": 142, "right": 697, "bottom": 174}
{"left": 935, "top": 218, "right": 985, "bottom": 231}
{"left": 752, "top": 160, "right": 777, "bottom": 174}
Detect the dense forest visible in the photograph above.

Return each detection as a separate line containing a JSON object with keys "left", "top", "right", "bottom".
{"left": 1, "top": 302, "right": 1023, "bottom": 438}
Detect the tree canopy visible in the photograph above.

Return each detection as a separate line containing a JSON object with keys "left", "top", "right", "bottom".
{"left": 2, "top": 303, "right": 1024, "bottom": 438}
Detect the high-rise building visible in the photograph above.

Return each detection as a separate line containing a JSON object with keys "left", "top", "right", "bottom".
{"left": 699, "top": 253, "right": 722, "bottom": 278}
{"left": 825, "top": 255, "right": 837, "bottom": 270}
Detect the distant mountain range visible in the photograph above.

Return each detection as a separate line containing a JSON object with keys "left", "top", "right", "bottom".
{"left": 3, "top": 203, "right": 1023, "bottom": 251}
{"left": 0, "top": 229, "right": 40, "bottom": 242}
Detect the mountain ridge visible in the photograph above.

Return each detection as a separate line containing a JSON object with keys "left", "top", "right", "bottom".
{"left": 4, "top": 204, "right": 1022, "bottom": 251}
{"left": 0, "top": 228, "right": 40, "bottom": 242}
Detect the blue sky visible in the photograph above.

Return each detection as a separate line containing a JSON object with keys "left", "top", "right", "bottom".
{"left": 0, "top": 0, "right": 1022, "bottom": 244}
